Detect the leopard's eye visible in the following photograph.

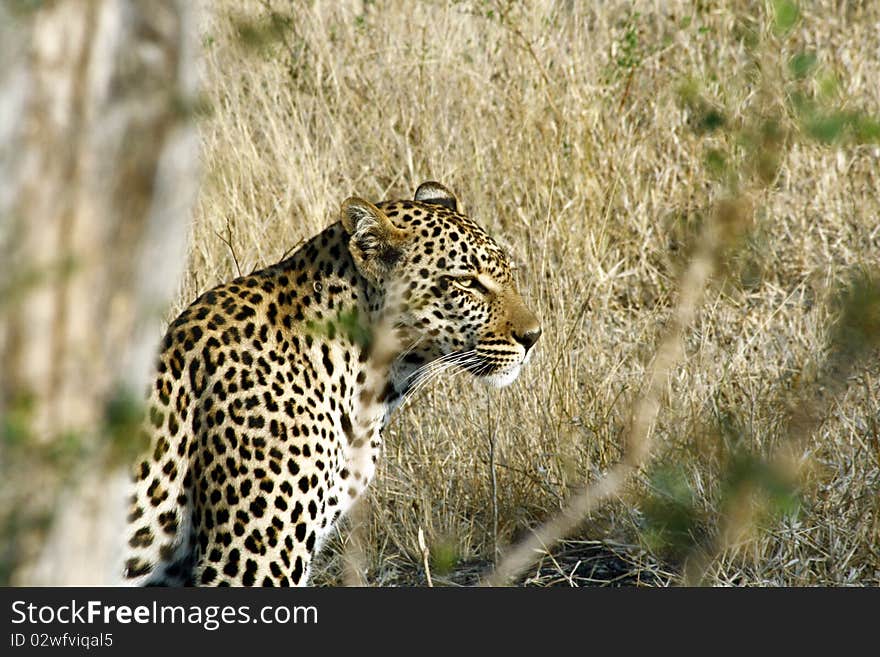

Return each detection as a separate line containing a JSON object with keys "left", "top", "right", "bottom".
{"left": 455, "top": 276, "right": 489, "bottom": 294}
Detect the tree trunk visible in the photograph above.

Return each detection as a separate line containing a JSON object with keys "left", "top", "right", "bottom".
{"left": 0, "top": 0, "right": 200, "bottom": 585}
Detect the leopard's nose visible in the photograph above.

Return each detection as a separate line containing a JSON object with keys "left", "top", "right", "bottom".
{"left": 513, "top": 326, "right": 542, "bottom": 352}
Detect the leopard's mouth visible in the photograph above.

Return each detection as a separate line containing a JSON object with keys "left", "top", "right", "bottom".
{"left": 465, "top": 346, "right": 529, "bottom": 388}
{"left": 399, "top": 343, "right": 530, "bottom": 395}
{"left": 473, "top": 362, "right": 523, "bottom": 388}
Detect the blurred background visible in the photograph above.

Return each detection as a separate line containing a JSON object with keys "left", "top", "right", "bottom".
{"left": 1, "top": 0, "right": 878, "bottom": 586}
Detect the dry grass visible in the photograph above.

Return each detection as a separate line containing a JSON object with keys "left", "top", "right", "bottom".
{"left": 186, "top": 0, "right": 880, "bottom": 586}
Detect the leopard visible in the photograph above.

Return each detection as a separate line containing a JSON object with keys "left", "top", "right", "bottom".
{"left": 123, "top": 181, "right": 541, "bottom": 586}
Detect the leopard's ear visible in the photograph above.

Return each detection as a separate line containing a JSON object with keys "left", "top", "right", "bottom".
{"left": 414, "top": 181, "right": 458, "bottom": 212}
{"left": 341, "top": 197, "right": 406, "bottom": 284}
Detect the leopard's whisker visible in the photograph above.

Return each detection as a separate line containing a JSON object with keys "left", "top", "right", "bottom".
{"left": 405, "top": 349, "right": 478, "bottom": 384}
{"left": 405, "top": 360, "right": 468, "bottom": 399}
{"left": 401, "top": 352, "right": 485, "bottom": 404}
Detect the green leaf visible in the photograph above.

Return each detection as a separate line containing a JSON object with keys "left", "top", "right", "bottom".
{"left": 429, "top": 539, "right": 459, "bottom": 576}
{"left": 852, "top": 115, "right": 880, "bottom": 144}
{"left": 723, "top": 452, "right": 800, "bottom": 520}
{"left": 818, "top": 73, "right": 839, "bottom": 100}
{"left": 829, "top": 268, "right": 880, "bottom": 357}
{"left": 1, "top": 391, "right": 35, "bottom": 447}
{"left": 788, "top": 52, "right": 817, "bottom": 80}
{"left": 773, "top": 0, "right": 799, "bottom": 34}
{"left": 699, "top": 108, "right": 727, "bottom": 133}
{"left": 641, "top": 466, "right": 701, "bottom": 559}
{"left": 704, "top": 148, "right": 727, "bottom": 177}
{"left": 306, "top": 307, "right": 374, "bottom": 350}
{"left": 103, "top": 386, "right": 146, "bottom": 463}
{"left": 676, "top": 78, "right": 700, "bottom": 107}
{"left": 805, "top": 112, "right": 847, "bottom": 143}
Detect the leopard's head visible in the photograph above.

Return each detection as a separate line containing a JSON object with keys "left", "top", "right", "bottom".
{"left": 341, "top": 181, "right": 540, "bottom": 390}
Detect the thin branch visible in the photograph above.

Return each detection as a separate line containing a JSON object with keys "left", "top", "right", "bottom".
{"left": 483, "top": 201, "right": 735, "bottom": 586}
{"left": 215, "top": 218, "right": 243, "bottom": 278}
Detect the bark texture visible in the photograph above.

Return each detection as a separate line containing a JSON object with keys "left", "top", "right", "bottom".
{"left": 0, "top": 0, "right": 200, "bottom": 585}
